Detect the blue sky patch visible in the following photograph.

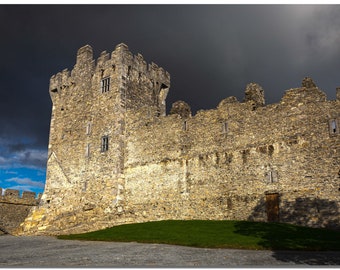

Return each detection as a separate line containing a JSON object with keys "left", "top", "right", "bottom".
{"left": 0, "top": 167, "right": 45, "bottom": 195}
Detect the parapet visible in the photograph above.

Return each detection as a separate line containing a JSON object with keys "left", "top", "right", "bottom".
{"left": 216, "top": 82, "right": 266, "bottom": 113}
{"left": 49, "top": 43, "right": 170, "bottom": 96}
{"left": 49, "top": 68, "right": 71, "bottom": 95}
{"left": 110, "top": 43, "right": 170, "bottom": 85}
{"left": 0, "top": 187, "right": 40, "bottom": 205}
{"left": 215, "top": 76, "right": 334, "bottom": 117}
{"left": 281, "top": 77, "right": 327, "bottom": 105}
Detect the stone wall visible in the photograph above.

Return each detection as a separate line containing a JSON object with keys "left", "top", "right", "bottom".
{"left": 18, "top": 44, "right": 339, "bottom": 236}
{"left": 123, "top": 82, "right": 339, "bottom": 229}
{"left": 0, "top": 188, "right": 40, "bottom": 234}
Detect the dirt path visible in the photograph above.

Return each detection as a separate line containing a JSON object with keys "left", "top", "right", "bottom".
{"left": 0, "top": 235, "right": 339, "bottom": 267}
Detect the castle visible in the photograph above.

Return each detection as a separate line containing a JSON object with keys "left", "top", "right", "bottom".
{"left": 18, "top": 43, "right": 339, "bottom": 235}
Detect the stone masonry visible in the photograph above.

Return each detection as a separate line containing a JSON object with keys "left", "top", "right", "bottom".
{"left": 0, "top": 188, "right": 40, "bottom": 234}
{"left": 18, "top": 43, "right": 340, "bottom": 235}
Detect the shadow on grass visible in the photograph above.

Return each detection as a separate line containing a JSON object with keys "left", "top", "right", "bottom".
{"left": 234, "top": 221, "right": 340, "bottom": 264}
{"left": 234, "top": 196, "right": 340, "bottom": 265}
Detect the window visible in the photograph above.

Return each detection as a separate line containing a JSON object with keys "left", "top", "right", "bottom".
{"left": 222, "top": 122, "right": 228, "bottom": 134}
{"left": 101, "top": 136, "right": 109, "bottom": 152}
{"left": 85, "top": 144, "right": 90, "bottom": 157}
{"left": 86, "top": 122, "right": 91, "bottom": 135}
{"left": 265, "top": 170, "right": 278, "bottom": 184}
{"left": 101, "top": 77, "right": 110, "bottom": 93}
{"left": 183, "top": 121, "right": 188, "bottom": 131}
{"left": 329, "top": 119, "right": 338, "bottom": 135}
{"left": 83, "top": 182, "right": 87, "bottom": 192}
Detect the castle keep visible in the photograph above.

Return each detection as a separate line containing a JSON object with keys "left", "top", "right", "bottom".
{"left": 19, "top": 43, "right": 339, "bottom": 235}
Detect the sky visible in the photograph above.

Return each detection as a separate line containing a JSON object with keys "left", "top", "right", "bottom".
{"left": 1, "top": 4, "right": 340, "bottom": 195}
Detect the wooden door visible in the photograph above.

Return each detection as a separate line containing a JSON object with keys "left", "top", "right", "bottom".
{"left": 266, "top": 193, "right": 279, "bottom": 222}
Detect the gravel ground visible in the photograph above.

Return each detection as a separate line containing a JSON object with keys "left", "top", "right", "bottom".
{"left": 0, "top": 235, "right": 339, "bottom": 267}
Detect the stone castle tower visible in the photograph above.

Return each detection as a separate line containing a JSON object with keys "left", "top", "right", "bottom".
{"left": 19, "top": 44, "right": 339, "bottom": 235}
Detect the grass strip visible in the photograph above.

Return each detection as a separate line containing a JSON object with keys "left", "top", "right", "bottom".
{"left": 57, "top": 220, "right": 340, "bottom": 251}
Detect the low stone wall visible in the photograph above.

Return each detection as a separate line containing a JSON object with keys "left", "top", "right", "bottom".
{"left": 0, "top": 188, "right": 40, "bottom": 234}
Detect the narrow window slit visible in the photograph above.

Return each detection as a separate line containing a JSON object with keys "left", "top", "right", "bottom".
{"left": 222, "top": 122, "right": 228, "bottom": 134}
{"left": 85, "top": 144, "right": 90, "bottom": 157}
{"left": 183, "top": 121, "right": 188, "bottom": 131}
{"left": 101, "top": 136, "right": 109, "bottom": 152}
{"left": 329, "top": 119, "right": 338, "bottom": 135}
{"left": 86, "top": 122, "right": 91, "bottom": 135}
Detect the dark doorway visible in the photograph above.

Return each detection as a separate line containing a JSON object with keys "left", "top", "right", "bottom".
{"left": 266, "top": 193, "right": 280, "bottom": 222}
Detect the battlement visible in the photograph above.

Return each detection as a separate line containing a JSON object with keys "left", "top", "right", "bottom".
{"left": 179, "top": 78, "right": 331, "bottom": 119}
{"left": 280, "top": 77, "right": 327, "bottom": 105}
{"left": 110, "top": 43, "right": 170, "bottom": 79}
{"left": 0, "top": 187, "right": 41, "bottom": 205}
{"left": 49, "top": 43, "right": 170, "bottom": 96}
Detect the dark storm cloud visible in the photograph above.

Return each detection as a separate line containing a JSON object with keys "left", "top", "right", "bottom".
{"left": 1, "top": 5, "right": 340, "bottom": 171}
{"left": 0, "top": 148, "right": 47, "bottom": 170}
{"left": 0, "top": 137, "right": 47, "bottom": 170}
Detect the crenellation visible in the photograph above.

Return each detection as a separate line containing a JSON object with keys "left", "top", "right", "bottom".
{"left": 4, "top": 189, "right": 19, "bottom": 198}
{"left": 17, "top": 43, "right": 340, "bottom": 236}
{"left": 76, "top": 44, "right": 94, "bottom": 65}
{"left": 22, "top": 191, "right": 38, "bottom": 200}
{"left": 149, "top": 61, "right": 159, "bottom": 71}
{"left": 280, "top": 86, "right": 327, "bottom": 105}
{"left": 71, "top": 45, "right": 95, "bottom": 85}
{"left": 96, "top": 50, "right": 110, "bottom": 68}
{"left": 133, "top": 53, "right": 148, "bottom": 73}
{"left": 49, "top": 71, "right": 68, "bottom": 95}
{"left": 112, "top": 43, "right": 133, "bottom": 66}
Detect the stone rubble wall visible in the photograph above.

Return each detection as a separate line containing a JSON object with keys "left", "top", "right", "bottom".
{"left": 123, "top": 86, "right": 339, "bottom": 229}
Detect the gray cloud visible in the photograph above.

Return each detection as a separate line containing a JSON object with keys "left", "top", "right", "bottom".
{"left": 5, "top": 177, "right": 45, "bottom": 189}
{"left": 0, "top": 145, "right": 47, "bottom": 170}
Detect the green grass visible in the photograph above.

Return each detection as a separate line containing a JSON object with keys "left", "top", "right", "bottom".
{"left": 57, "top": 220, "right": 340, "bottom": 251}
